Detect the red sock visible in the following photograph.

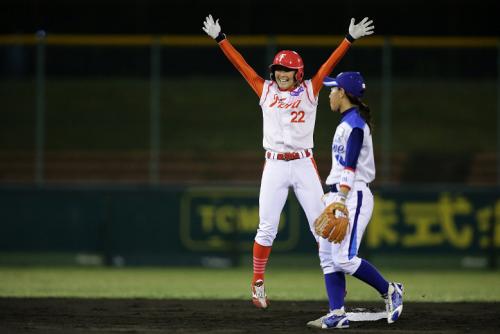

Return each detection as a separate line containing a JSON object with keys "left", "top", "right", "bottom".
{"left": 253, "top": 241, "right": 272, "bottom": 283}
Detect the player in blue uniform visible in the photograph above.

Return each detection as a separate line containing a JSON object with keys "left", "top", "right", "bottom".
{"left": 308, "top": 72, "right": 404, "bottom": 329}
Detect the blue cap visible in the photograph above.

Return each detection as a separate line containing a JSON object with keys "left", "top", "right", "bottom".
{"left": 323, "top": 71, "right": 366, "bottom": 98}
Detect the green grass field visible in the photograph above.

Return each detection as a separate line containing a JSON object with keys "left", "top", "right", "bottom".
{"left": 1, "top": 266, "right": 499, "bottom": 302}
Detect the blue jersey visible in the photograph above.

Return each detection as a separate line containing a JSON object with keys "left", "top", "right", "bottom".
{"left": 326, "top": 107, "right": 375, "bottom": 185}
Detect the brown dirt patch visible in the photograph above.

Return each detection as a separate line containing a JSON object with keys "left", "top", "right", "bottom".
{"left": 1, "top": 298, "right": 499, "bottom": 333}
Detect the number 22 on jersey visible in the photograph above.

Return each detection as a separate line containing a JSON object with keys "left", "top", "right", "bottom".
{"left": 291, "top": 111, "right": 305, "bottom": 123}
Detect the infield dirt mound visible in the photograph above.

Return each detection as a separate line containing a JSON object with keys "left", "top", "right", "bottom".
{"left": 1, "top": 298, "right": 499, "bottom": 333}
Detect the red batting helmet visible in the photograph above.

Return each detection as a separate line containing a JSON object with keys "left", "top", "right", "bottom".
{"left": 269, "top": 50, "right": 304, "bottom": 82}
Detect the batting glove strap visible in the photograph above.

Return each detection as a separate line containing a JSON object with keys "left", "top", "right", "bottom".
{"left": 215, "top": 32, "right": 227, "bottom": 43}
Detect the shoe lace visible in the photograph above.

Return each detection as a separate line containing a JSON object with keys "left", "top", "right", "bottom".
{"left": 253, "top": 282, "right": 266, "bottom": 299}
{"left": 326, "top": 308, "right": 346, "bottom": 318}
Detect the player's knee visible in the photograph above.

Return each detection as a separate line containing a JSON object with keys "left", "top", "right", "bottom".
{"left": 320, "top": 259, "right": 335, "bottom": 274}
{"left": 333, "top": 257, "right": 361, "bottom": 275}
{"left": 255, "top": 228, "right": 277, "bottom": 247}
{"left": 318, "top": 250, "right": 335, "bottom": 274}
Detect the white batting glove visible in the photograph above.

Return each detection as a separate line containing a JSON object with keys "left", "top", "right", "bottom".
{"left": 348, "top": 17, "right": 375, "bottom": 40}
{"left": 322, "top": 191, "right": 346, "bottom": 205}
{"left": 331, "top": 192, "right": 348, "bottom": 218}
{"left": 202, "top": 14, "right": 222, "bottom": 39}
{"left": 332, "top": 192, "right": 347, "bottom": 204}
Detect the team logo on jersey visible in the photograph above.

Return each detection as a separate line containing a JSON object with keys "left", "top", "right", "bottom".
{"left": 290, "top": 86, "right": 304, "bottom": 97}
{"left": 335, "top": 154, "right": 346, "bottom": 167}
{"left": 269, "top": 94, "right": 302, "bottom": 109}
{"left": 333, "top": 144, "right": 346, "bottom": 166}
{"left": 333, "top": 144, "right": 345, "bottom": 154}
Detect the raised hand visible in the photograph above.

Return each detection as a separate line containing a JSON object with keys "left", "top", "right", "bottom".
{"left": 348, "top": 17, "right": 375, "bottom": 40}
{"left": 202, "top": 14, "right": 222, "bottom": 39}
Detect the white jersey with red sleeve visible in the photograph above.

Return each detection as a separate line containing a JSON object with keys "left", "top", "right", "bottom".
{"left": 259, "top": 79, "right": 318, "bottom": 152}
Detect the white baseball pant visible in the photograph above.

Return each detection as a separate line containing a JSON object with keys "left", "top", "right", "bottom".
{"left": 254, "top": 156, "right": 324, "bottom": 246}
{"left": 318, "top": 183, "right": 374, "bottom": 274}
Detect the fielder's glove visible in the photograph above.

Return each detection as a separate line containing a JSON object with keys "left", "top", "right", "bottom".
{"left": 314, "top": 194, "right": 349, "bottom": 243}
{"left": 348, "top": 17, "right": 375, "bottom": 40}
{"left": 202, "top": 14, "right": 222, "bottom": 39}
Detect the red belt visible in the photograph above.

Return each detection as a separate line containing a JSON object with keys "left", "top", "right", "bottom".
{"left": 266, "top": 150, "right": 311, "bottom": 161}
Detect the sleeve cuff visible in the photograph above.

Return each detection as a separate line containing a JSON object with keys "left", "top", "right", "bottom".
{"left": 346, "top": 33, "right": 355, "bottom": 43}
{"left": 339, "top": 168, "right": 355, "bottom": 191}
{"left": 216, "top": 32, "right": 227, "bottom": 43}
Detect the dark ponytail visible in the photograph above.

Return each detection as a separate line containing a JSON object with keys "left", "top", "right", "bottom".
{"left": 347, "top": 94, "right": 373, "bottom": 132}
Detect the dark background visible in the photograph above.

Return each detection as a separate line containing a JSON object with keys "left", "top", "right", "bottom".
{"left": 0, "top": 0, "right": 498, "bottom": 185}
{"left": 0, "top": 0, "right": 498, "bottom": 36}
{"left": 0, "top": 0, "right": 498, "bottom": 267}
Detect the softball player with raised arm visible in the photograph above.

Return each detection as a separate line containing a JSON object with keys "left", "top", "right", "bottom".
{"left": 307, "top": 72, "right": 404, "bottom": 329}
{"left": 202, "top": 15, "right": 374, "bottom": 309}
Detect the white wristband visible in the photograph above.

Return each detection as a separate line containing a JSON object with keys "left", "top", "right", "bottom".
{"left": 340, "top": 168, "right": 355, "bottom": 190}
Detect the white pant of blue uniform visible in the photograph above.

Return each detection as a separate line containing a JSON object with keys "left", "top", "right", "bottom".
{"left": 255, "top": 157, "right": 324, "bottom": 246}
{"left": 318, "top": 182, "right": 374, "bottom": 275}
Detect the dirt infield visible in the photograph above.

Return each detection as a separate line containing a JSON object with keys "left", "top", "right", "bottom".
{"left": 1, "top": 298, "right": 499, "bottom": 333}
